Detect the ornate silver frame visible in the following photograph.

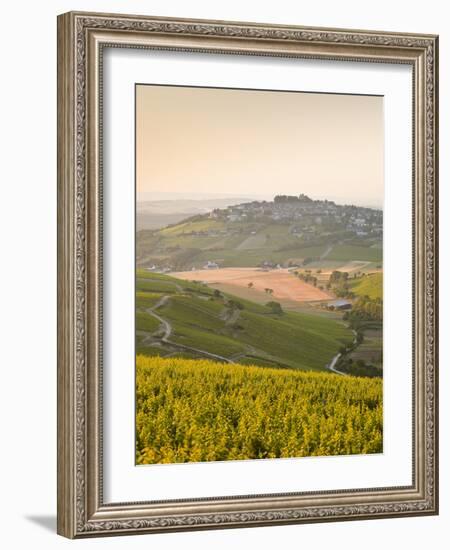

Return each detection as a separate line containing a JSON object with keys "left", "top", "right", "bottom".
{"left": 57, "top": 11, "right": 439, "bottom": 538}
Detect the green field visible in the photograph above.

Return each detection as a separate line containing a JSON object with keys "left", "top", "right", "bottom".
{"left": 327, "top": 245, "right": 382, "bottom": 263}
{"left": 136, "top": 356, "right": 383, "bottom": 464}
{"left": 136, "top": 214, "right": 382, "bottom": 271}
{"left": 349, "top": 272, "right": 383, "bottom": 300}
{"left": 136, "top": 271, "right": 353, "bottom": 371}
{"left": 159, "top": 218, "right": 227, "bottom": 236}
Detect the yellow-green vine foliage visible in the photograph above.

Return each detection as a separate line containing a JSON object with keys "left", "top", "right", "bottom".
{"left": 136, "top": 356, "right": 382, "bottom": 464}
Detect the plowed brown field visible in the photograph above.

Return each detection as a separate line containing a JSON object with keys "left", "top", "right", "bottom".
{"left": 172, "top": 268, "right": 331, "bottom": 303}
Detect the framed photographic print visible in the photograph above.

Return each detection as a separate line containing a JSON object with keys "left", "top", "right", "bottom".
{"left": 57, "top": 11, "right": 439, "bottom": 538}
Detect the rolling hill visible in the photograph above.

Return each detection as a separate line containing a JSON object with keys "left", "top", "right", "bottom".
{"left": 137, "top": 196, "right": 255, "bottom": 230}
{"left": 136, "top": 271, "right": 353, "bottom": 371}
{"left": 136, "top": 197, "right": 383, "bottom": 271}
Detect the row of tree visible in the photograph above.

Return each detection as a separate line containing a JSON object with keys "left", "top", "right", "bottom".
{"left": 343, "top": 295, "right": 383, "bottom": 326}
{"left": 337, "top": 357, "right": 382, "bottom": 378}
{"left": 293, "top": 270, "right": 319, "bottom": 287}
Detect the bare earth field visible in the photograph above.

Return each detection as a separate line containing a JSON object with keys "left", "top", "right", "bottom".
{"left": 172, "top": 268, "right": 332, "bottom": 304}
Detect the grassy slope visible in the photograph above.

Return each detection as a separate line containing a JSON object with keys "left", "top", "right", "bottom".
{"left": 136, "top": 271, "right": 352, "bottom": 371}
{"left": 344, "top": 272, "right": 383, "bottom": 369}
{"left": 136, "top": 356, "right": 383, "bottom": 463}
{"left": 349, "top": 272, "right": 383, "bottom": 300}
{"left": 137, "top": 217, "right": 382, "bottom": 269}
{"left": 327, "top": 245, "right": 382, "bottom": 263}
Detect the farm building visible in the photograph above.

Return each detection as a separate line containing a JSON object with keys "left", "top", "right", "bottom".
{"left": 327, "top": 299, "right": 352, "bottom": 310}
{"left": 203, "top": 261, "right": 219, "bottom": 270}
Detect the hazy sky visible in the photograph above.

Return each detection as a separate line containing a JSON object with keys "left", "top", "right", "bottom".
{"left": 136, "top": 85, "right": 384, "bottom": 207}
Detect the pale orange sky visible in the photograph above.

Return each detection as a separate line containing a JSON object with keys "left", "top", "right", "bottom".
{"left": 136, "top": 85, "right": 384, "bottom": 207}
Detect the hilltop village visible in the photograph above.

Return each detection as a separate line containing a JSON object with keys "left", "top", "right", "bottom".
{"left": 208, "top": 195, "right": 382, "bottom": 238}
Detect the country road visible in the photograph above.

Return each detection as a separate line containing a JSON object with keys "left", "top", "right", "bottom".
{"left": 327, "top": 352, "right": 348, "bottom": 376}
{"left": 146, "top": 296, "right": 172, "bottom": 340}
{"left": 144, "top": 295, "right": 234, "bottom": 364}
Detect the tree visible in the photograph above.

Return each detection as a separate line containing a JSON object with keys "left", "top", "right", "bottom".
{"left": 265, "top": 288, "right": 274, "bottom": 295}
{"left": 247, "top": 282, "right": 254, "bottom": 289}
{"left": 266, "top": 301, "right": 283, "bottom": 315}
{"left": 329, "top": 270, "right": 349, "bottom": 284}
{"left": 213, "top": 289, "right": 222, "bottom": 298}
{"left": 228, "top": 299, "right": 244, "bottom": 310}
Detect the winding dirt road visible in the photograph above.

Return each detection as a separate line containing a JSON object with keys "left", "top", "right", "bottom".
{"left": 144, "top": 295, "right": 234, "bottom": 364}
{"left": 326, "top": 353, "right": 348, "bottom": 376}
{"left": 147, "top": 296, "right": 172, "bottom": 340}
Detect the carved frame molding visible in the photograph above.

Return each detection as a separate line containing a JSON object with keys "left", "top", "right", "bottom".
{"left": 57, "top": 11, "right": 438, "bottom": 538}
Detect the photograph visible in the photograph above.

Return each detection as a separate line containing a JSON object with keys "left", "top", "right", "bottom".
{"left": 135, "top": 84, "right": 384, "bottom": 465}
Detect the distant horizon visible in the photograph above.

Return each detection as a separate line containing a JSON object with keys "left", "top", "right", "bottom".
{"left": 137, "top": 191, "right": 383, "bottom": 210}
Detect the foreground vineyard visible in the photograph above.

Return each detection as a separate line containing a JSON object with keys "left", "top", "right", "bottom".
{"left": 136, "top": 356, "right": 382, "bottom": 464}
